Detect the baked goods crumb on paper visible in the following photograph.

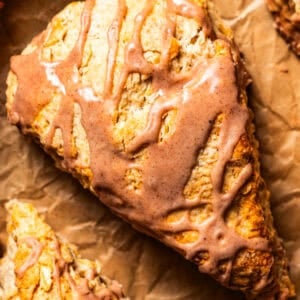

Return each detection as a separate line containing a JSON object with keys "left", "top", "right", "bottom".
{"left": 0, "top": 200, "right": 128, "bottom": 300}
{"left": 0, "top": 0, "right": 300, "bottom": 299}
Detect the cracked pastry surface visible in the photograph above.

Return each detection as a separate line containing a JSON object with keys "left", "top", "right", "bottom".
{"left": 0, "top": 200, "right": 128, "bottom": 300}
{"left": 5, "top": 0, "right": 295, "bottom": 298}
{"left": 266, "top": 0, "right": 300, "bottom": 56}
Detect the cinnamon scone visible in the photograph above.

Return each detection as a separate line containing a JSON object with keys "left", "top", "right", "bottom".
{"left": 0, "top": 200, "right": 128, "bottom": 300}
{"left": 5, "top": 0, "right": 295, "bottom": 298}
{"left": 266, "top": 0, "right": 300, "bottom": 56}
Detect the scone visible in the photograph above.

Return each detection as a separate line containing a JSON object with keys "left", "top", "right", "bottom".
{"left": 5, "top": 0, "right": 295, "bottom": 298}
{"left": 0, "top": 200, "right": 128, "bottom": 300}
{"left": 266, "top": 0, "right": 300, "bottom": 56}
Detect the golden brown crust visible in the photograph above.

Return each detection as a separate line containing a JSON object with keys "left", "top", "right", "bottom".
{"left": 266, "top": 0, "right": 300, "bottom": 56}
{"left": 5, "top": 0, "right": 295, "bottom": 298}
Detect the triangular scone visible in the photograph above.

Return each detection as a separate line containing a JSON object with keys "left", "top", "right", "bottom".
{"left": 266, "top": 0, "right": 300, "bottom": 56}
{"left": 5, "top": 0, "right": 295, "bottom": 298}
{"left": 0, "top": 200, "right": 128, "bottom": 300}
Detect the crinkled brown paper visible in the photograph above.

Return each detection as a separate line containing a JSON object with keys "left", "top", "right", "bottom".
{"left": 0, "top": 0, "right": 299, "bottom": 299}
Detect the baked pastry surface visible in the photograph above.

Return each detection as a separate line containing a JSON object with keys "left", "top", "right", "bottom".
{"left": 0, "top": 200, "right": 128, "bottom": 300}
{"left": 5, "top": 0, "right": 295, "bottom": 298}
{"left": 266, "top": 0, "right": 300, "bottom": 56}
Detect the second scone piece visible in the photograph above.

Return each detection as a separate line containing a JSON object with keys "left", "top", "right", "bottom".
{"left": 0, "top": 200, "right": 128, "bottom": 300}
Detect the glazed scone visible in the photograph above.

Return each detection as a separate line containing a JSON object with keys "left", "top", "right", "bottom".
{"left": 266, "top": 0, "right": 300, "bottom": 56}
{"left": 0, "top": 200, "right": 128, "bottom": 300}
{"left": 5, "top": 0, "right": 295, "bottom": 298}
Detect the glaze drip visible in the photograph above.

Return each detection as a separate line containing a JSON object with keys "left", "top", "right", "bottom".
{"left": 10, "top": 0, "right": 270, "bottom": 287}
{"left": 51, "top": 239, "right": 124, "bottom": 300}
{"left": 15, "top": 237, "right": 43, "bottom": 278}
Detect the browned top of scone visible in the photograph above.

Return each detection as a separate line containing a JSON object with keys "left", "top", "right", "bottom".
{"left": 266, "top": 0, "right": 300, "bottom": 56}
{"left": 5, "top": 0, "right": 295, "bottom": 298}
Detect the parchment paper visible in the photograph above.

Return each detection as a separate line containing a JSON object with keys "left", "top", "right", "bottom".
{"left": 0, "top": 0, "right": 299, "bottom": 299}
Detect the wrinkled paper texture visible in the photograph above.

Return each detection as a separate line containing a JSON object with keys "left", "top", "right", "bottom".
{"left": 0, "top": 0, "right": 299, "bottom": 299}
